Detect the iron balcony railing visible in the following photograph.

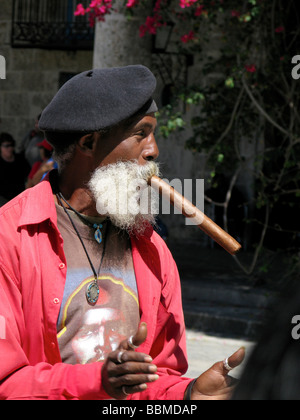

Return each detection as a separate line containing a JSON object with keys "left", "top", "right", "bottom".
{"left": 11, "top": 0, "right": 94, "bottom": 50}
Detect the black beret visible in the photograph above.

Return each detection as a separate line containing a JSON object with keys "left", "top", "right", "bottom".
{"left": 39, "top": 65, "right": 157, "bottom": 132}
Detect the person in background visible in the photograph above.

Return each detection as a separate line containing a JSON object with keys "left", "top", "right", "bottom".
{"left": 19, "top": 114, "right": 44, "bottom": 167}
{"left": 0, "top": 132, "right": 30, "bottom": 206}
{"left": 26, "top": 139, "right": 55, "bottom": 188}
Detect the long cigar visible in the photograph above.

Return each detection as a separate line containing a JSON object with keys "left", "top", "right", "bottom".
{"left": 149, "top": 175, "right": 241, "bottom": 256}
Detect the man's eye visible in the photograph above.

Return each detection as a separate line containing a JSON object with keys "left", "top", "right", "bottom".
{"left": 136, "top": 130, "right": 146, "bottom": 137}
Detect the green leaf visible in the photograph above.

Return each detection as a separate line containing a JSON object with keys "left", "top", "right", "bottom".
{"left": 217, "top": 153, "right": 225, "bottom": 163}
{"left": 225, "top": 77, "right": 235, "bottom": 88}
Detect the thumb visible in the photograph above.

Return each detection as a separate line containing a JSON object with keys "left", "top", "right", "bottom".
{"left": 132, "top": 322, "right": 148, "bottom": 348}
{"left": 228, "top": 347, "right": 246, "bottom": 369}
{"left": 119, "top": 322, "right": 148, "bottom": 351}
{"left": 214, "top": 347, "right": 246, "bottom": 375}
{"left": 192, "top": 347, "right": 246, "bottom": 398}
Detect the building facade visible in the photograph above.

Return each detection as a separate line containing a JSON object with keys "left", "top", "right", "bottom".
{"left": 0, "top": 0, "right": 94, "bottom": 146}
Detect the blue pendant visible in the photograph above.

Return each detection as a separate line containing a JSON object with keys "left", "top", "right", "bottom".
{"left": 94, "top": 224, "right": 103, "bottom": 244}
{"left": 86, "top": 280, "right": 100, "bottom": 305}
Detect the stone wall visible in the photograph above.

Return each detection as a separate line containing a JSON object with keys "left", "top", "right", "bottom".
{"left": 0, "top": 0, "right": 93, "bottom": 147}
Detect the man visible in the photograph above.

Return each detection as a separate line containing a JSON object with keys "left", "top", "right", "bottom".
{"left": 0, "top": 65, "right": 245, "bottom": 400}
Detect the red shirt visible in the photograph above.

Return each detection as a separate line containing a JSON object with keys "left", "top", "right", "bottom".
{"left": 0, "top": 176, "right": 192, "bottom": 400}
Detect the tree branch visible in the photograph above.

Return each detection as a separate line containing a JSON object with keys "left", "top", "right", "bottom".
{"left": 242, "top": 75, "right": 291, "bottom": 137}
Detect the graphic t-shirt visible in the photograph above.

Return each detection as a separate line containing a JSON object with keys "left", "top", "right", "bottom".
{"left": 56, "top": 204, "right": 140, "bottom": 365}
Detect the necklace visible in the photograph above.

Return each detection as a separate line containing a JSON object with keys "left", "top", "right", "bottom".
{"left": 56, "top": 193, "right": 109, "bottom": 306}
{"left": 57, "top": 193, "right": 105, "bottom": 244}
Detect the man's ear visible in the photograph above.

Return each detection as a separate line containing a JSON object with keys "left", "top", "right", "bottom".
{"left": 77, "top": 133, "right": 97, "bottom": 156}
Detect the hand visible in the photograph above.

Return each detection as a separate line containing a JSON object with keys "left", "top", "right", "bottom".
{"left": 41, "top": 160, "right": 55, "bottom": 173}
{"left": 101, "top": 323, "right": 159, "bottom": 400}
{"left": 189, "top": 347, "right": 246, "bottom": 400}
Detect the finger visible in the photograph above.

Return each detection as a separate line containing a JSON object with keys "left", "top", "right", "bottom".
{"left": 132, "top": 322, "right": 148, "bottom": 347}
{"left": 109, "top": 373, "right": 159, "bottom": 389}
{"left": 110, "top": 360, "right": 158, "bottom": 377}
{"left": 118, "top": 322, "right": 148, "bottom": 352}
{"left": 109, "top": 349, "right": 153, "bottom": 365}
{"left": 210, "top": 347, "right": 246, "bottom": 376}
{"left": 226, "top": 347, "right": 246, "bottom": 371}
{"left": 122, "top": 383, "right": 148, "bottom": 397}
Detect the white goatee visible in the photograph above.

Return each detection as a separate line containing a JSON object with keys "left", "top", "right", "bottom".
{"left": 88, "top": 160, "right": 160, "bottom": 236}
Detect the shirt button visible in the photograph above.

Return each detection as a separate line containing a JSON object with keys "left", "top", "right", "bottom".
{"left": 59, "top": 263, "right": 65, "bottom": 269}
{"left": 50, "top": 342, "right": 56, "bottom": 349}
{"left": 53, "top": 298, "right": 60, "bottom": 305}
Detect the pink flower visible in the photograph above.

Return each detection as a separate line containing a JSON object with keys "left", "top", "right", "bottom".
{"left": 245, "top": 64, "right": 257, "bottom": 73}
{"left": 180, "top": 0, "right": 198, "bottom": 9}
{"left": 74, "top": 0, "right": 113, "bottom": 26}
{"left": 153, "top": 0, "right": 162, "bottom": 13}
{"left": 126, "top": 0, "right": 138, "bottom": 8}
{"left": 181, "top": 30, "right": 196, "bottom": 43}
{"left": 89, "top": 0, "right": 100, "bottom": 7}
{"left": 74, "top": 4, "right": 87, "bottom": 16}
{"left": 195, "top": 5, "right": 205, "bottom": 16}
{"left": 139, "top": 14, "right": 163, "bottom": 37}
{"left": 139, "top": 24, "right": 147, "bottom": 38}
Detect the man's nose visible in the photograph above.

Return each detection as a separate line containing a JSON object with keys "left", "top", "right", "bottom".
{"left": 141, "top": 134, "right": 160, "bottom": 162}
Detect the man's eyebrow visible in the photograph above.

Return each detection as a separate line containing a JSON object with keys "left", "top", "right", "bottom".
{"left": 133, "top": 122, "right": 157, "bottom": 131}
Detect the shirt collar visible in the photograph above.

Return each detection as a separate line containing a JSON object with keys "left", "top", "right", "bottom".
{"left": 18, "top": 173, "right": 57, "bottom": 228}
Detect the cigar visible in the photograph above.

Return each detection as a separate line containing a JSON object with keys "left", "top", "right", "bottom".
{"left": 149, "top": 175, "right": 241, "bottom": 256}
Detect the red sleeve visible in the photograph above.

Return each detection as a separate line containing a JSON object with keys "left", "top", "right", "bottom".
{"left": 0, "top": 262, "right": 110, "bottom": 400}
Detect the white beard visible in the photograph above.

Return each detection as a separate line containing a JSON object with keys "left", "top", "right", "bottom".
{"left": 88, "top": 160, "right": 160, "bottom": 236}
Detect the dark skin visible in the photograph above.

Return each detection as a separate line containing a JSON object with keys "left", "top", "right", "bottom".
{"left": 56, "top": 112, "right": 246, "bottom": 400}
{"left": 58, "top": 113, "right": 159, "bottom": 215}
{"left": 104, "top": 323, "right": 245, "bottom": 400}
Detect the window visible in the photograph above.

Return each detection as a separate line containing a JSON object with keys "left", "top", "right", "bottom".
{"left": 11, "top": 0, "right": 94, "bottom": 50}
